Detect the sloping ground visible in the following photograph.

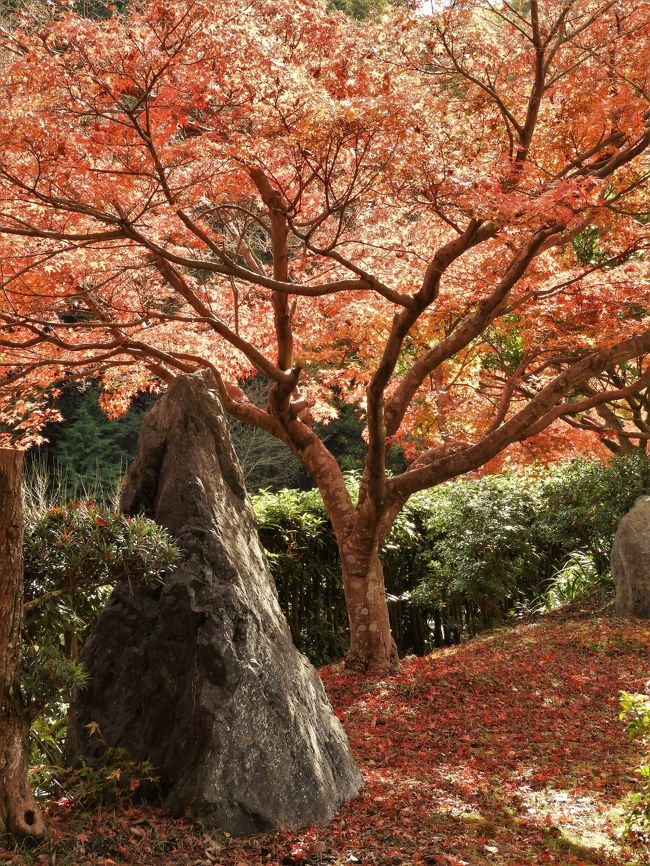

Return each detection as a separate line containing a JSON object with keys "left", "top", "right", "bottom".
{"left": 315, "top": 601, "right": 650, "bottom": 866}
{"left": 3, "top": 599, "right": 649, "bottom": 866}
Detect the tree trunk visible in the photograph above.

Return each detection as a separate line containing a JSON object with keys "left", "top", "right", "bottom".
{"left": 0, "top": 449, "right": 45, "bottom": 839}
{"left": 340, "top": 543, "right": 398, "bottom": 674}
{"left": 433, "top": 610, "right": 443, "bottom": 648}
{"left": 280, "top": 425, "right": 399, "bottom": 673}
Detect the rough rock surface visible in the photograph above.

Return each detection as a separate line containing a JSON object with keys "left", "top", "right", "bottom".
{"left": 612, "top": 495, "right": 650, "bottom": 618}
{"left": 67, "top": 371, "right": 362, "bottom": 834}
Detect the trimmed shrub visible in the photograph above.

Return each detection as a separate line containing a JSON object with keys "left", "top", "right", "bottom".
{"left": 253, "top": 453, "right": 650, "bottom": 663}
{"left": 255, "top": 488, "right": 348, "bottom": 665}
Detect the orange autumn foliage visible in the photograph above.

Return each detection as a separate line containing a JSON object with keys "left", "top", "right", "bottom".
{"left": 0, "top": 0, "right": 648, "bottom": 669}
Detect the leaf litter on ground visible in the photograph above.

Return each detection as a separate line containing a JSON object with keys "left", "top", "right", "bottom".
{"left": 2, "top": 597, "right": 648, "bottom": 866}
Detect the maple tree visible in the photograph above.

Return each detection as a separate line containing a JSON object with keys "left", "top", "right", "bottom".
{"left": 556, "top": 359, "right": 650, "bottom": 454}
{"left": 0, "top": 0, "right": 648, "bottom": 673}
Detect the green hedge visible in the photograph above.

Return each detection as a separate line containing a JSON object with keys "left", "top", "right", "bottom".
{"left": 254, "top": 453, "right": 650, "bottom": 664}
{"left": 255, "top": 488, "right": 349, "bottom": 665}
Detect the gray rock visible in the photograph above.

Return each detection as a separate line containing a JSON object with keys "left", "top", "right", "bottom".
{"left": 612, "top": 495, "right": 650, "bottom": 618}
{"left": 67, "top": 371, "right": 362, "bottom": 834}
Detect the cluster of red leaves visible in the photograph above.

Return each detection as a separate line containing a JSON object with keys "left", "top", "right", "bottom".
{"left": 3, "top": 600, "right": 648, "bottom": 866}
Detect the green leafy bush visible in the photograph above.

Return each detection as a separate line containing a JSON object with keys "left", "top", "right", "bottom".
{"left": 22, "top": 502, "right": 178, "bottom": 758}
{"left": 254, "top": 452, "right": 650, "bottom": 663}
{"left": 411, "top": 474, "right": 544, "bottom": 619}
{"left": 620, "top": 690, "right": 650, "bottom": 844}
{"left": 533, "top": 551, "right": 603, "bottom": 612}
{"left": 255, "top": 487, "right": 348, "bottom": 665}
{"left": 536, "top": 453, "right": 650, "bottom": 575}
{"left": 25, "top": 503, "right": 178, "bottom": 601}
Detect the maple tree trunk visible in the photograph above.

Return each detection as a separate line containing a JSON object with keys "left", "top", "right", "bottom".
{"left": 0, "top": 449, "right": 45, "bottom": 839}
{"left": 340, "top": 542, "right": 398, "bottom": 674}
{"left": 300, "top": 444, "right": 399, "bottom": 673}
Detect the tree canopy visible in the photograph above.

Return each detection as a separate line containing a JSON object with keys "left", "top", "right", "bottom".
{"left": 0, "top": 0, "right": 648, "bottom": 670}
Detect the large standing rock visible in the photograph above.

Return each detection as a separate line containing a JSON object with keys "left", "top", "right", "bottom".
{"left": 67, "top": 371, "right": 362, "bottom": 834}
{"left": 612, "top": 496, "right": 650, "bottom": 618}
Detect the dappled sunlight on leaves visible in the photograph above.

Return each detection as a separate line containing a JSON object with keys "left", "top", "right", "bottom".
{"left": 314, "top": 602, "right": 649, "bottom": 865}
{"left": 2, "top": 600, "right": 648, "bottom": 865}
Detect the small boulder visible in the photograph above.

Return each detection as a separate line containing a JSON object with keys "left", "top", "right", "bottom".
{"left": 67, "top": 371, "right": 362, "bottom": 834}
{"left": 612, "top": 495, "right": 650, "bottom": 618}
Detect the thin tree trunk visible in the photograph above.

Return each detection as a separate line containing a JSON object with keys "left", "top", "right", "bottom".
{"left": 410, "top": 606, "right": 426, "bottom": 656}
{"left": 340, "top": 542, "right": 398, "bottom": 674}
{"left": 0, "top": 448, "right": 46, "bottom": 839}
{"left": 433, "top": 610, "right": 443, "bottom": 648}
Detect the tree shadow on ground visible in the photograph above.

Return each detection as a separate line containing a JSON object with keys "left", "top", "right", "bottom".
{"left": 314, "top": 605, "right": 649, "bottom": 865}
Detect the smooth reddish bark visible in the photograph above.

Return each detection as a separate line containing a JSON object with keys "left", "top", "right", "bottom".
{"left": 340, "top": 544, "right": 398, "bottom": 674}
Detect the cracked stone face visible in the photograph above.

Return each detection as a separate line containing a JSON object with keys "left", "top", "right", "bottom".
{"left": 612, "top": 495, "right": 650, "bottom": 619}
{"left": 67, "top": 371, "right": 362, "bottom": 834}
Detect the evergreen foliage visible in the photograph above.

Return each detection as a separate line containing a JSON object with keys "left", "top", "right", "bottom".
{"left": 256, "top": 487, "right": 348, "bottom": 664}
{"left": 22, "top": 498, "right": 178, "bottom": 755}
{"left": 328, "top": 0, "right": 389, "bottom": 18}
{"left": 254, "top": 452, "right": 650, "bottom": 663}
{"left": 31, "top": 379, "right": 406, "bottom": 495}
{"left": 31, "top": 383, "right": 156, "bottom": 499}
{"left": 328, "top": 0, "right": 410, "bottom": 18}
